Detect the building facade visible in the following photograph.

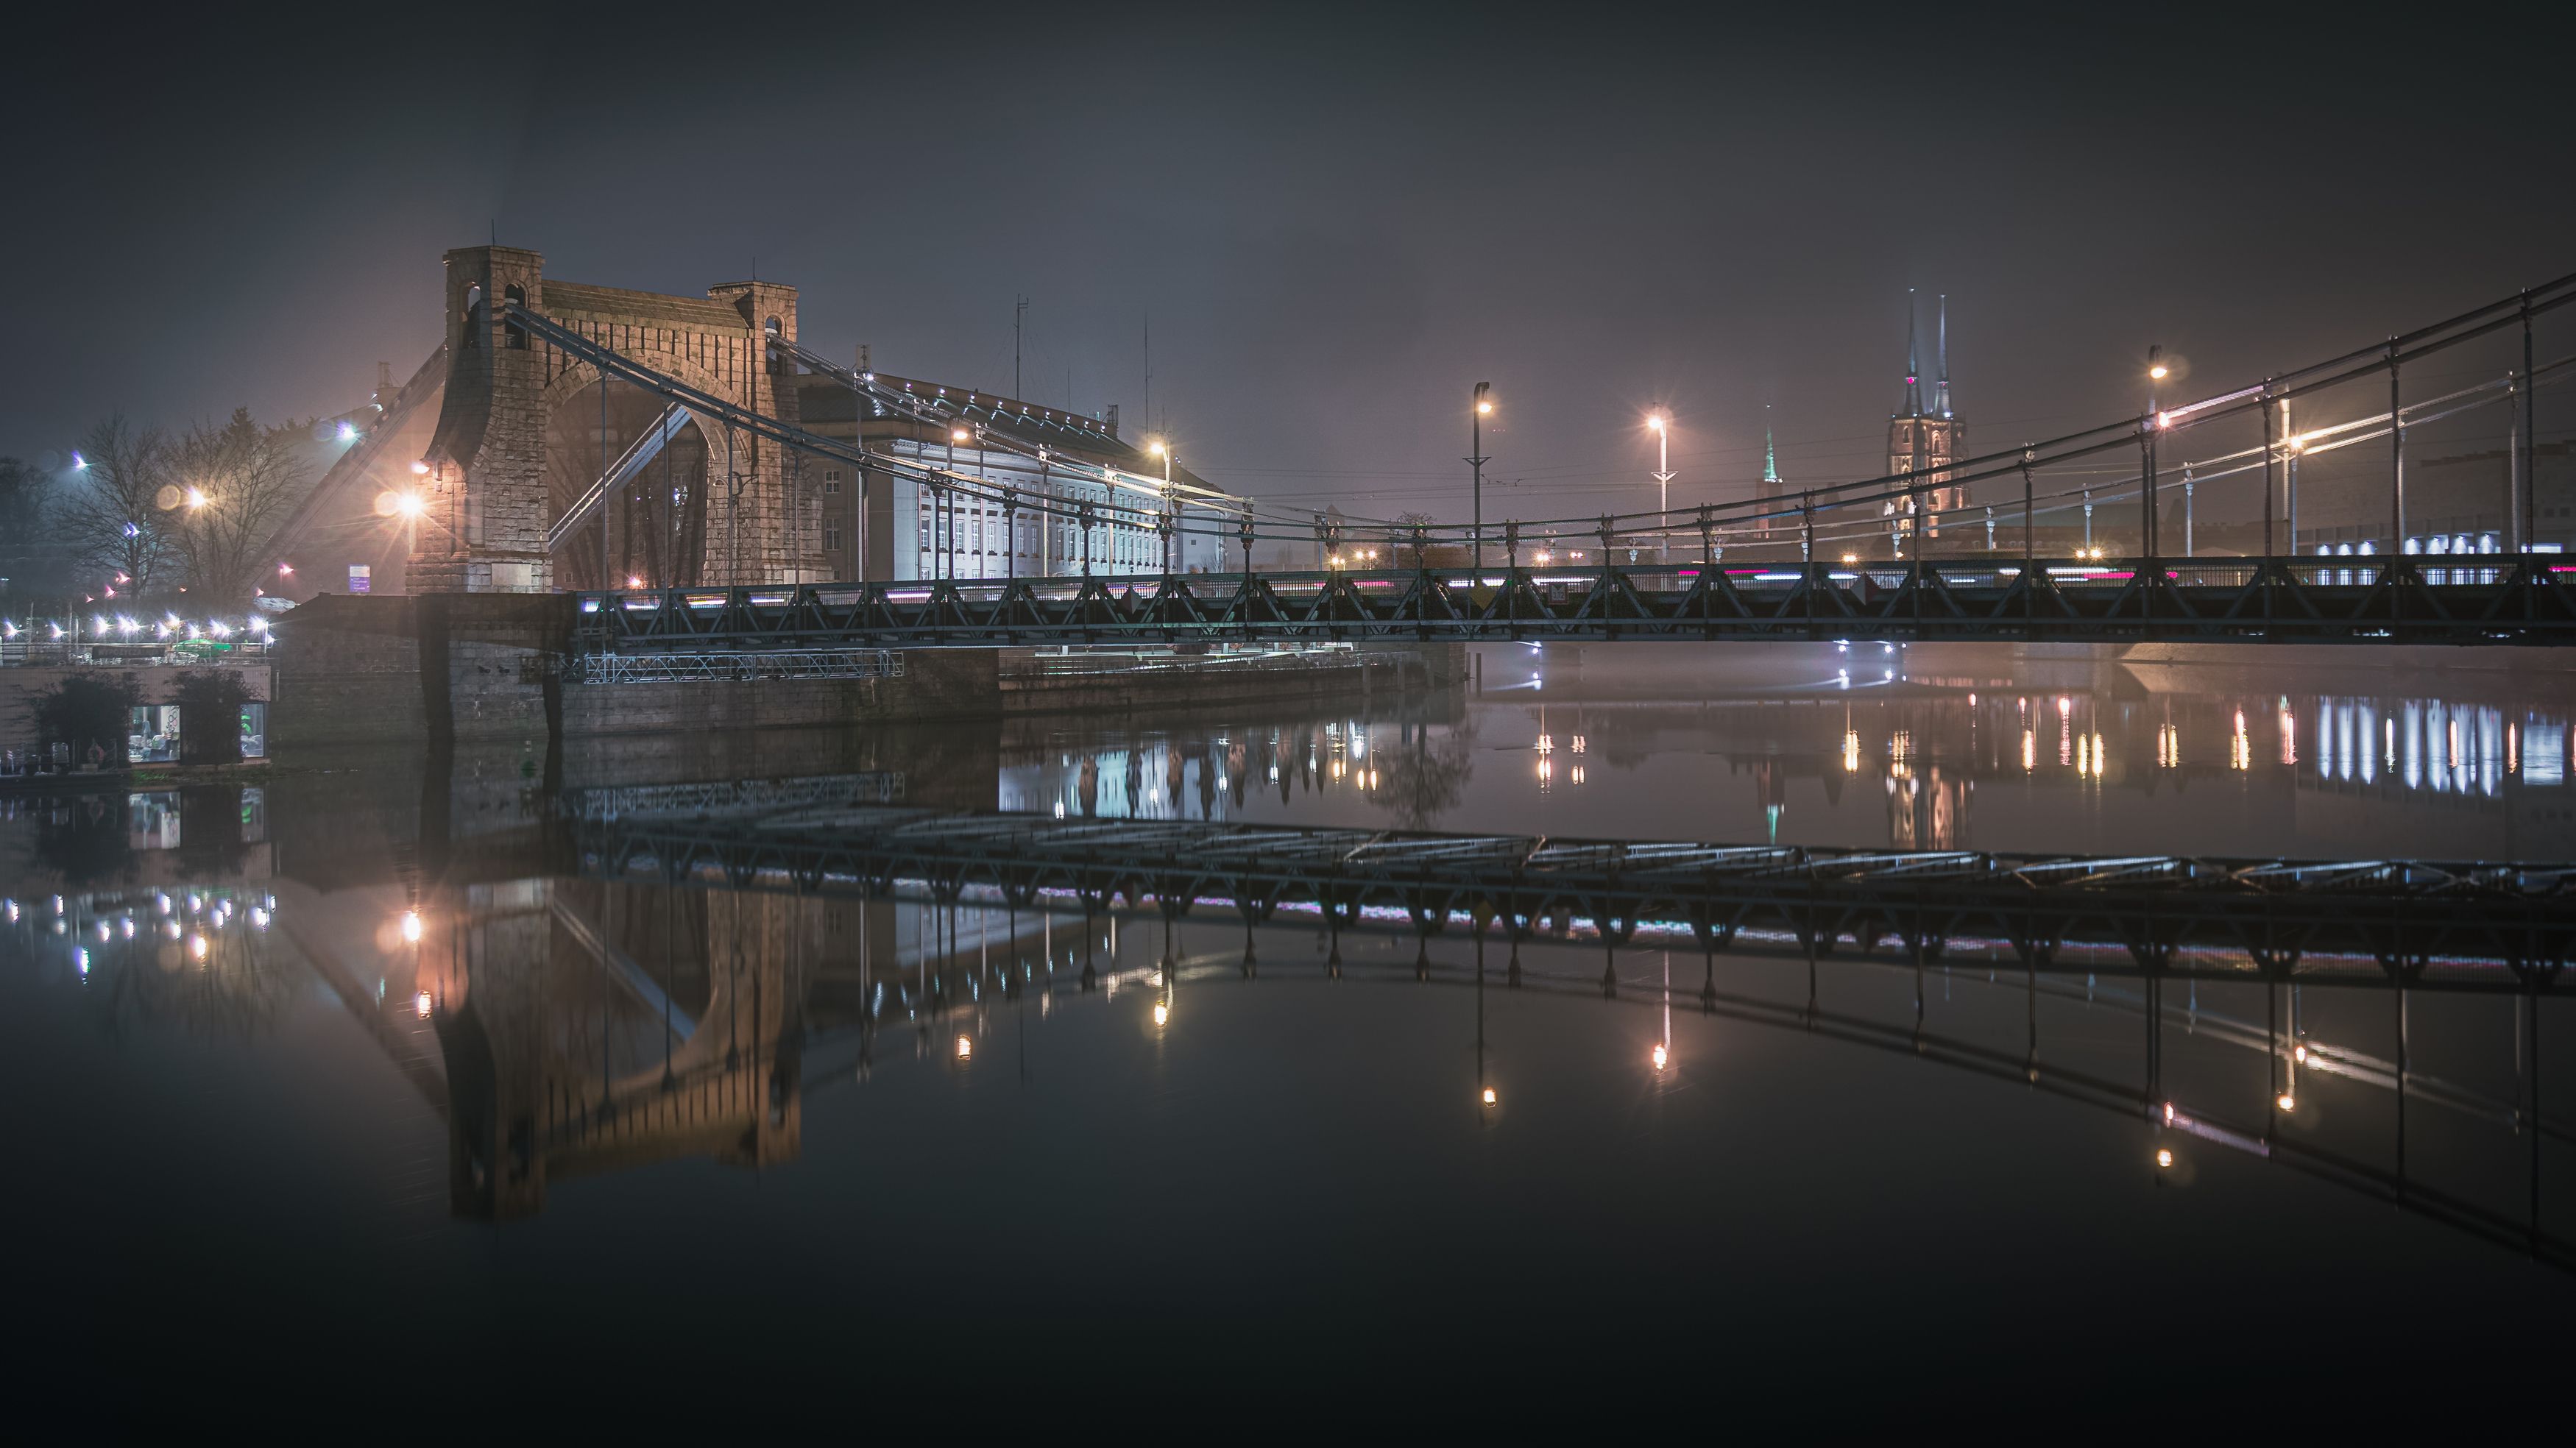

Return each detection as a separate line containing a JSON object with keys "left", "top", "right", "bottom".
{"left": 795, "top": 371, "right": 1224, "bottom": 583}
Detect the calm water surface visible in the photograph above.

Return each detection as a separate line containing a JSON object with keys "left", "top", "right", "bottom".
{"left": 5, "top": 642, "right": 2569, "bottom": 1423}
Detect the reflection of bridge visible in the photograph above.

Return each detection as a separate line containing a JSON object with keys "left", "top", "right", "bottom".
{"left": 581, "top": 807, "right": 2576, "bottom": 987}
{"left": 18, "top": 869, "right": 2560, "bottom": 1263}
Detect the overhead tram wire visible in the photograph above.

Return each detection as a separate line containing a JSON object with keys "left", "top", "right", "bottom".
{"left": 513, "top": 272, "right": 2576, "bottom": 565}
{"left": 1465, "top": 272, "right": 2576, "bottom": 548}
{"left": 507, "top": 305, "right": 1288, "bottom": 550}
{"left": 769, "top": 334, "right": 1408, "bottom": 535}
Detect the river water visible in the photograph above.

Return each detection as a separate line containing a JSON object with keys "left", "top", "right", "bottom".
{"left": 4, "top": 640, "right": 2568, "bottom": 1423}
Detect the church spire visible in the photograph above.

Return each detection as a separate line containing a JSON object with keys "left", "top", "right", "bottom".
{"left": 1900, "top": 288, "right": 1924, "bottom": 418}
{"left": 1933, "top": 293, "right": 1953, "bottom": 419}
{"left": 1763, "top": 403, "right": 1779, "bottom": 484}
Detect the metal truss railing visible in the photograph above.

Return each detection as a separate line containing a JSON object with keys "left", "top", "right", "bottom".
{"left": 568, "top": 649, "right": 905, "bottom": 684}
{"left": 582, "top": 806, "right": 2576, "bottom": 988}
{"left": 565, "top": 771, "right": 906, "bottom": 823}
{"left": 572, "top": 556, "right": 2576, "bottom": 650}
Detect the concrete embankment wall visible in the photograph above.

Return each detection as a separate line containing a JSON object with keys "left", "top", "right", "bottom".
{"left": 271, "top": 595, "right": 1464, "bottom": 748}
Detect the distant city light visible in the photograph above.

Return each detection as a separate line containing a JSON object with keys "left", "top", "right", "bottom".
{"left": 2156, "top": 1148, "right": 2174, "bottom": 1168}
{"left": 1482, "top": 1087, "right": 1497, "bottom": 1107}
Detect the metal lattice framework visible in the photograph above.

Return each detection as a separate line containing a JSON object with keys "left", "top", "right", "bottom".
{"left": 573, "top": 555, "right": 2576, "bottom": 650}
{"left": 580, "top": 807, "right": 2576, "bottom": 988}
{"left": 567, "top": 771, "right": 906, "bottom": 822}
{"left": 567, "top": 648, "right": 905, "bottom": 684}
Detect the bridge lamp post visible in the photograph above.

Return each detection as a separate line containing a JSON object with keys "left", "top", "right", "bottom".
{"left": 1470, "top": 384, "right": 1493, "bottom": 572}
{"left": 1646, "top": 413, "right": 1674, "bottom": 565}
{"left": 949, "top": 425, "right": 971, "bottom": 581}
{"left": 1149, "top": 439, "right": 1172, "bottom": 572}
{"left": 2143, "top": 348, "right": 2168, "bottom": 562}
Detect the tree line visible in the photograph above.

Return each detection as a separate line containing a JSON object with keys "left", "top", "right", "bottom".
{"left": 1, "top": 411, "right": 317, "bottom": 613}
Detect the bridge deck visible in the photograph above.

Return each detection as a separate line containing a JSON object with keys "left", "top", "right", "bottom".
{"left": 575, "top": 557, "right": 2576, "bottom": 650}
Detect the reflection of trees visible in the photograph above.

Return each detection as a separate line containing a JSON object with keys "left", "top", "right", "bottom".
{"left": 1369, "top": 720, "right": 1478, "bottom": 829}
{"left": 93, "top": 923, "right": 296, "bottom": 1040}
{"left": 29, "top": 795, "right": 133, "bottom": 888}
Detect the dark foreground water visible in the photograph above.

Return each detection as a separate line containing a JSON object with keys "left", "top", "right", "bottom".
{"left": 4, "top": 641, "right": 2570, "bottom": 1424}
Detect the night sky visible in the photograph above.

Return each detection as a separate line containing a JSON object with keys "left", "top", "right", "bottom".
{"left": 7, "top": 4, "right": 2565, "bottom": 526}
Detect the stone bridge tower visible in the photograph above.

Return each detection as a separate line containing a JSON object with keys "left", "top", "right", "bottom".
{"left": 414, "top": 245, "right": 821, "bottom": 592}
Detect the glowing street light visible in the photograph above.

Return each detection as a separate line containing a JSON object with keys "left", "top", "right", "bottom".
{"left": 1471, "top": 382, "right": 1493, "bottom": 569}
{"left": 184, "top": 487, "right": 208, "bottom": 509}
{"left": 1646, "top": 412, "right": 1675, "bottom": 563}
{"left": 1148, "top": 438, "right": 1175, "bottom": 572}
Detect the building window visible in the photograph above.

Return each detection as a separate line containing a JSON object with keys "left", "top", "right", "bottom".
{"left": 825, "top": 526, "right": 842, "bottom": 553}
{"left": 824, "top": 469, "right": 841, "bottom": 495}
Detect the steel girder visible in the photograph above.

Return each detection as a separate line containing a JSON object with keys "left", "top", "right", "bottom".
{"left": 570, "top": 558, "right": 2576, "bottom": 650}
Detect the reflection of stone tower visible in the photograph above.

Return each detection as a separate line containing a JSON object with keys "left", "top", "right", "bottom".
{"left": 1886, "top": 291, "right": 1965, "bottom": 545}
{"left": 433, "top": 880, "right": 806, "bottom": 1221}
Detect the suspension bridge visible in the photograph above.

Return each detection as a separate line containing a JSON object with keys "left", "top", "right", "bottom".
{"left": 278, "top": 247, "right": 2576, "bottom": 654}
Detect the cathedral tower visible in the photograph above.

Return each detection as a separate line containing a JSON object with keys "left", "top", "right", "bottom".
{"left": 1886, "top": 291, "right": 1966, "bottom": 547}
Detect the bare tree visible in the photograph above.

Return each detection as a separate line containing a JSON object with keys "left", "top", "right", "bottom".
{"left": 168, "top": 409, "right": 313, "bottom": 607}
{"left": 0, "top": 455, "right": 75, "bottom": 600}
{"left": 56, "top": 416, "right": 174, "bottom": 598}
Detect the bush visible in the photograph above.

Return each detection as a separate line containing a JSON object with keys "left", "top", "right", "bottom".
{"left": 28, "top": 671, "right": 140, "bottom": 770}
{"left": 172, "top": 670, "right": 252, "bottom": 766}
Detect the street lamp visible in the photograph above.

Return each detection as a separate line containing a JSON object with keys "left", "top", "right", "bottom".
{"left": 1470, "top": 383, "right": 1493, "bottom": 570}
{"left": 1150, "top": 438, "right": 1173, "bottom": 572}
{"left": 2143, "top": 345, "right": 2164, "bottom": 560}
{"left": 1646, "top": 412, "right": 1674, "bottom": 564}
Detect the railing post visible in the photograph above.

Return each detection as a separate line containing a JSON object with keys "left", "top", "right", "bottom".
{"left": 2261, "top": 377, "right": 2276, "bottom": 561}
{"left": 1001, "top": 488, "right": 1019, "bottom": 583}
{"left": 2524, "top": 291, "right": 2539, "bottom": 553}
{"left": 2140, "top": 412, "right": 2157, "bottom": 567}
{"left": 2022, "top": 452, "right": 2034, "bottom": 567}
{"left": 2388, "top": 339, "right": 2405, "bottom": 550}
{"left": 2183, "top": 463, "right": 2195, "bottom": 558}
